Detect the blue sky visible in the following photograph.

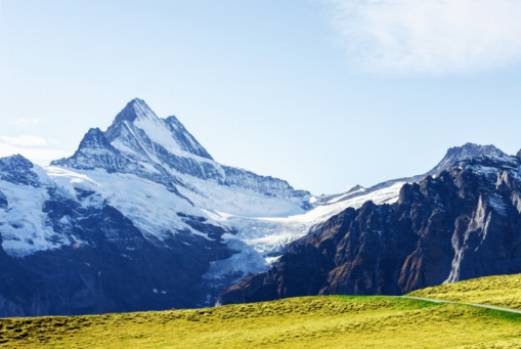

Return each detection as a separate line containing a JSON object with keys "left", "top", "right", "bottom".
{"left": 2, "top": 0, "right": 521, "bottom": 194}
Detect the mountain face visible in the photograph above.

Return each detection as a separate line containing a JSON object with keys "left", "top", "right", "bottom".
{"left": 0, "top": 99, "right": 312, "bottom": 316}
{"left": 220, "top": 150, "right": 521, "bottom": 304}
{"left": 0, "top": 153, "right": 235, "bottom": 315}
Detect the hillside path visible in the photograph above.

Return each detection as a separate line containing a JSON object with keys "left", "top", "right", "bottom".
{"left": 403, "top": 296, "right": 521, "bottom": 315}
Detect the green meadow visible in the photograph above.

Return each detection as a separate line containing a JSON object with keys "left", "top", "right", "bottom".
{"left": 411, "top": 273, "right": 521, "bottom": 311}
{"left": 2, "top": 275, "right": 521, "bottom": 349}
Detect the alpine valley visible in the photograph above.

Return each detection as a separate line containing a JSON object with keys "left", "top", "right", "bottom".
{"left": 1, "top": 98, "right": 521, "bottom": 316}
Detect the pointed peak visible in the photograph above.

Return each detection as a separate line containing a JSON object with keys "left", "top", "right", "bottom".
{"left": 78, "top": 128, "right": 111, "bottom": 149}
{"left": 129, "top": 97, "right": 145, "bottom": 104}
{"left": 51, "top": 127, "right": 125, "bottom": 170}
{"left": 112, "top": 98, "right": 158, "bottom": 125}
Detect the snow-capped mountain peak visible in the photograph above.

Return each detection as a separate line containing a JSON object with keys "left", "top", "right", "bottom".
{"left": 430, "top": 142, "right": 514, "bottom": 175}
{"left": 52, "top": 98, "right": 311, "bottom": 216}
{"left": 110, "top": 98, "right": 158, "bottom": 125}
{"left": 104, "top": 98, "right": 212, "bottom": 163}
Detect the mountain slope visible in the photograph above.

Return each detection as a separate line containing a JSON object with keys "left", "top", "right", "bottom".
{"left": 0, "top": 154, "right": 236, "bottom": 315}
{"left": 220, "top": 149, "right": 521, "bottom": 304}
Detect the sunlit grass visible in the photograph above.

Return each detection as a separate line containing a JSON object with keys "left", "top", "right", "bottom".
{"left": 2, "top": 279, "right": 521, "bottom": 348}
{"left": 410, "top": 273, "right": 521, "bottom": 311}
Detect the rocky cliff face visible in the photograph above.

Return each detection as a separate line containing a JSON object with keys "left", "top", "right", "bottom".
{"left": 220, "top": 154, "right": 521, "bottom": 304}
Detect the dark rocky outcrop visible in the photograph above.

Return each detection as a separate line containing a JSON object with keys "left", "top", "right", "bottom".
{"left": 220, "top": 157, "right": 521, "bottom": 304}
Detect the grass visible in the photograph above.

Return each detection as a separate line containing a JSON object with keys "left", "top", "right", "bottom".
{"left": 2, "top": 277, "right": 521, "bottom": 348}
{"left": 410, "top": 273, "right": 521, "bottom": 311}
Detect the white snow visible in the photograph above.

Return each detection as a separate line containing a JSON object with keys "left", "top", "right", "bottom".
{"left": 26, "top": 164, "right": 405, "bottom": 266}
{"left": 0, "top": 98, "right": 408, "bottom": 264}
{"left": 204, "top": 236, "right": 267, "bottom": 281}
{"left": 134, "top": 112, "right": 185, "bottom": 155}
{"left": 127, "top": 105, "right": 216, "bottom": 166}
{"left": 219, "top": 181, "right": 405, "bottom": 255}
{"left": 0, "top": 176, "right": 66, "bottom": 256}
{"left": 46, "top": 167, "right": 205, "bottom": 240}
{"left": 67, "top": 163, "right": 402, "bottom": 258}
{"left": 175, "top": 170, "right": 306, "bottom": 218}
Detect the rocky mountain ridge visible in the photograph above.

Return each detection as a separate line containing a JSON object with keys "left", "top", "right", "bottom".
{"left": 220, "top": 150, "right": 521, "bottom": 304}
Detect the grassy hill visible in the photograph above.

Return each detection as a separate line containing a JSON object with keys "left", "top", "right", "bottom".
{"left": 2, "top": 276, "right": 521, "bottom": 348}
{"left": 410, "top": 273, "right": 521, "bottom": 311}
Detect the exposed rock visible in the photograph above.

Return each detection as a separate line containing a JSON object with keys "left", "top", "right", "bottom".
{"left": 220, "top": 158, "right": 521, "bottom": 304}
{"left": 0, "top": 155, "right": 40, "bottom": 187}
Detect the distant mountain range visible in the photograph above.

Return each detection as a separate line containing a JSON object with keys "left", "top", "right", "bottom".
{"left": 1, "top": 98, "right": 520, "bottom": 316}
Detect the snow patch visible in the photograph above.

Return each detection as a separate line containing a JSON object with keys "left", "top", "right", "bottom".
{"left": 0, "top": 178, "right": 65, "bottom": 256}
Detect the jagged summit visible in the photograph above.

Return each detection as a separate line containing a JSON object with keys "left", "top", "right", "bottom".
{"left": 110, "top": 98, "right": 157, "bottom": 125}
{"left": 445, "top": 142, "right": 507, "bottom": 159}
{"left": 51, "top": 126, "right": 130, "bottom": 172}
{"left": 50, "top": 99, "right": 309, "bottom": 205}
{"left": 56, "top": 98, "right": 214, "bottom": 172}
{"left": 103, "top": 98, "right": 213, "bottom": 161}
{"left": 78, "top": 128, "right": 111, "bottom": 149}
{"left": 430, "top": 142, "right": 514, "bottom": 175}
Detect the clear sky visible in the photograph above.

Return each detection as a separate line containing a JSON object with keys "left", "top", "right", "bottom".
{"left": 2, "top": 0, "right": 521, "bottom": 194}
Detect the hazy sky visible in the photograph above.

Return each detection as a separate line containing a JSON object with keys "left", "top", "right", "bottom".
{"left": 2, "top": 0, "right": 521, "bottom": 194}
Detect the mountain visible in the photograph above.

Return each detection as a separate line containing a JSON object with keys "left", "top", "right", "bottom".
{"left": 53, "top": 99, "right": 310, "bottom": 204}
{"left": 2, "top": 98, "right": 520, "bottom": 316}
{"left": 0, "top": 99, "right": 313, "bottom": 316}
{"left": 220, "top": 146, "right": 521, "bottom": 304}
